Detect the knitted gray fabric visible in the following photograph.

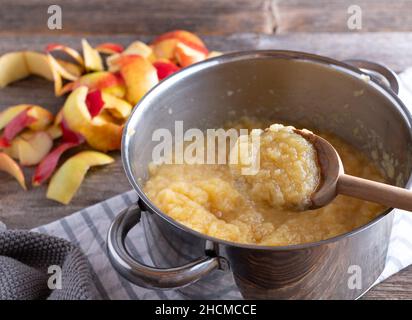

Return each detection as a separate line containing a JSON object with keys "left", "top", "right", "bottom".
{"left": 0, "top": 230, "right": 99, "bottom": 300}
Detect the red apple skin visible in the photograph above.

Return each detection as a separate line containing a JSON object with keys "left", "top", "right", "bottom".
{"left": 66, "top": 71, "right": 125, "bottom": 98}
{"left": 0, "top": 109, "right": 36, "bottom": 147}
{"left": 117, "top": 55, "right": 158, "bottom": 105}
{"left": 32, "top": 142, "right": 78, "bottom": 186}
{"left": 61, "top": 119, "right": 85, "bottom": 144}
{"left": 153, "top": 61, "right": 180, "bottom": 80}
{"left": 96, "top": 43, "right": 124, "bottom": 54}
{"left": 85, "top": 90, "right": 105, "bottom": 117}
{"left": 152, "top": 30, "right": 208, "bottom": 54}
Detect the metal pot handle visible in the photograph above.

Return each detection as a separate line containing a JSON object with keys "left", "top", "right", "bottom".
{"left": 343, "top": 59, "right": 400, "bottom": 94}
{"left": 107, "top": 204, "right": 221, "bottom": 289}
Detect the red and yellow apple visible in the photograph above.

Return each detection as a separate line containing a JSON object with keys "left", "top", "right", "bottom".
{"left": 63, "top": 71, "right": 126, "bottom": 98}
{"left": 0, "top": 106, "right": 53, "bottom": 147}
{"left": 107, "top": 41, "right": 155, "bottom": 72}
{"left": 32, "top": 141, "right": 78, "bottom": 186}
{"left": 95, "top": 43, "right": 124, "bottom": 54}
{"left": 46, "top": 150, "right": 114, "bottom": 204}
{"left": 151, "top": 30, "right": 208, "bottom": 62}
{"left": 63, "top": 86, "right": 123, "bottom": 151}
{"left": 153, "top": 60, "right": 180, "bottom": 80}
{"left": 115, "top": 55, "right": 158, "bottom": 105}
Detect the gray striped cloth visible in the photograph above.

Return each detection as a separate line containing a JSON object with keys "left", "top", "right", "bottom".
{"left": 31, "top": 191, "right": 242, "bottom": 300}
{"left": 29, "top": 69, "right": 412, "bottom": 300}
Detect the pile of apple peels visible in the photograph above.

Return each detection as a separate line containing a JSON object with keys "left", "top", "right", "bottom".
{"left": 0, "top": 30, "right": 220, "bottom": 204}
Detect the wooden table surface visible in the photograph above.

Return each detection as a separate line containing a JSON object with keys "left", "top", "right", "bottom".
{"left": 1, "top": 0, "right": 412, "bottom": 299}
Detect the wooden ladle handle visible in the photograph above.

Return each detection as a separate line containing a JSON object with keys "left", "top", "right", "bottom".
{"left": 337, "top": 174, "right": 412, "bottom": 211}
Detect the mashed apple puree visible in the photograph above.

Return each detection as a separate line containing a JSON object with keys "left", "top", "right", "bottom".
{"left": 144, "top": 119, "right": 385, "bottom": 246}
{"left": 230, "top": 124, "right": 320, "bottom": 211}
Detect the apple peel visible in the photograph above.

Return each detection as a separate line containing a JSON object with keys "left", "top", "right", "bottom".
{"left": 62, "top": 71, "right": 126, "bottom": 98}
{"left": 46, "top": 43, "right": 85, "bottom": 66}
{"left": 151, "top": 30, "right": 208, "bottom": 61}
{"left": 17, "top": 131, "right": 53, "bottom": 166}
{"left": 82, "top": 39, "right": 104, "bottom": 72}
{"left": 0, "top": 52, "right": 29, "bottom": 88}
{"left": 46, "top": 150, "right": 114, "bottom": 204}
{"left": 0, "top": 109, "right": 36, "bottom": 147}
{"left": 0, "top": 152, "right": 26, "bottom": 190}
{"left": 153, "top": 60, "right": 180, "bottom": 80}
{"left": 107, "top": 41, "right": 155, "bottom": 72}
{"left": 116, "top": 55, "right": 158, "bottom": 105}
{"left": 0, "top": 105, "right": 32, "bottom": 130}
{"left": 95, "top": 43, "right": 124, "bottom": 55}
{"left": 86, "top": 90, "right": 105, "bottom": 117}
{"left": 175, "top": 42, "right": 207, "bottom": 67}
{"left": 101, "top": 92, "right": 132, "bottom": 119}
{"left": 32, "top": 142, "right": 78, "bottom": 186}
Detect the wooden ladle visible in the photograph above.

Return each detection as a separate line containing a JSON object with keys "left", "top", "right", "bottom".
{"left": 295, "top": 130, "right": 412, "bottom": 211}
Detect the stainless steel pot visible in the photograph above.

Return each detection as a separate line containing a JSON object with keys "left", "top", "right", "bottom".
{"left": 107, "top": 51, "right": 412, "bottom": 299}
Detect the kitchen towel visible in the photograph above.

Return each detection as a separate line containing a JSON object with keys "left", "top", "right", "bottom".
{"left": 25, "top": 69, "right": 412, "bottom": 299}
{"left": 0, "top": 230, "right": 98, "bottom": 300}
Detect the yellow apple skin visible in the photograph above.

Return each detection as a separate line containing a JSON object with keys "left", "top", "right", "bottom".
{"left": 63, "top": 87, "right": 123, "bottom": 151}
{"left": 46, "top": 151, "right": 114, "bottom": 204}
{"left": 0, "top": 51, "right": 82, "bottom": 89}
{"left": 175, "top": 42, "right": 206, "bottom": 67}
{"left": 82, "top": 39, "right": 104, "bottom": 72}
{"left": 0, "top": 105, "right": 31, "bottom": 130}
{"left": 69, "top": 72, "right": 126, "bottom": 98}
{"left": 107, "top": 41, "right": 155, "bottom": 72}
{"left": 0, "top": 152, "right": 26, "bottom": 190}
{"left": 101, "top": 92, "right": 132, "bottom": 119}
{"left": 151, "top": 30, "right": 208, "bottom": 62}
{"left": 84, "top": 118, "right": 123, "bottom": 152}
{"left": 117, "top": 55, "right": 158, "bottom": 105}
{"left": 63, "top": 86, "right": 92, "bottom": 131}
{"left": 26, "top": 107, "right": 54, "bottom": 131}
{"left": 17, "top": 131, "right": 53, "bottom": 166}
{"left": 46, "top": 109, "right": 64, "bottom": 139}
{"left": 24, "top": 51, "right": 54, "bottom": 81}
{"left": 0, "top": 52, "right": 29, "bottom": 87}
{"left": 25, "top": 51, "right": 82, "bottom": 81}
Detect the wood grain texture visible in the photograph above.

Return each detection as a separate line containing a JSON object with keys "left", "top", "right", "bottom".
{"left": 364, "top": 265, "right": 412, "bottom": 299}
{"left": 274, "top": 0, "right": 412, "bottom": 32}
{"left": 0, "top": 0, "right": 276, "bottom": 35}
{"left": 1, "top": 32, "right": 412, "bottom": 299}
{"left": 1, "top": 32, "right": 412, "bottom": 71}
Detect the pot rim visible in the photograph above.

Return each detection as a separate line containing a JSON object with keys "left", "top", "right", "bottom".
{"left": 122, "top": 49, "right": 412, "bottom": 251}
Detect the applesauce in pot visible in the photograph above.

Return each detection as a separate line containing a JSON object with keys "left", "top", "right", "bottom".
{"left": 144, "top": 119, "right": 385, "bottom": 246}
